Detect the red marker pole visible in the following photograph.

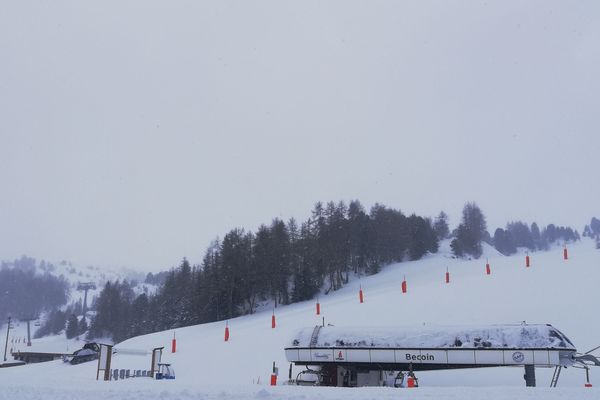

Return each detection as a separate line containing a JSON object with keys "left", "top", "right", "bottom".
{"left": 359, "top": 286, "right": 364, "bottom": 303}
{"left": 271, "top": 311, "right": 276, "bottom": 329}
{"left": 224, "top": 322, "right": 230, "bottom": 342}
{"left": 486, "top": 258, "right": 491, "bottom": 275}
{"left": 525, "top": 254, "right": 530, "bottom": 268}
{"left": 171, "top": 332, "right": 176, "bottom": 353}
{"left": 316, "top": 301, "right": 321, "bottom": 315}
{"left": 271, "top": 362, "right": 278, "bottom": 386}
{"left": 563, "top": 246, "right": 568, "bottom": 260}
{"left": 401, "top": 276, "right": 407, "bottom": 294}
{"left": 445, "top": 267, "right": 450, "bottom": 284}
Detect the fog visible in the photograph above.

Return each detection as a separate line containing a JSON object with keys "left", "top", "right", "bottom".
{"left": 1, "top": 1, "right": 598, "bottom": 271}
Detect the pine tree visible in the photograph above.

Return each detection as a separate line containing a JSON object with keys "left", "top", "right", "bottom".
{"left": 34, "top": 310, "right": 67, "bottom": 338}
{"left": 531, "top": 222, "right": 541, "bottom": 250}
{"left": 493, "top": 228, "right": 516, "bottom": 255}
{"left": 130, "top": 293, "right": 149, "bottom": 337}
{"left": 451, "top": 202, "right": 487, "bottom": 259}
{"left": 591, "top": 217, "right": 600, "bottom": 238}
{"left": 66, "top": 314, "right": 79, "bottom": 339}
{"left": 407, "top": 215, "right": 439, "bottom": 260}
{"left": 78, "top": 317, "right": 88, "bottom": 335}
{"left": 270, "top": 219, "right": 291, "bottom": 305}
{"left": 583, "top": 225, "right": 591, "bottom": 238}
{"left": 220, "top": 229, "right": 251, "bottom": 318}
{"left": 291, "top": 220, "right": 321, "bottom": 302}
{"left": 433, "top": 211, "right": 450, "bottom": 240}
{"left": 506, "top": 221, "right": 534, "bottom": 250}
{"left": 174, "top": 258, "right": 194, "bottom": 326}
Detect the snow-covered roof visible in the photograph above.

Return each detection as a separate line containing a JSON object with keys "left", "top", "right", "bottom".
{"left": 290, "top": 324, "right": 576, "bottom": 350}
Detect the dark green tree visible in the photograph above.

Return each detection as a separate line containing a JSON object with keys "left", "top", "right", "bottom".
{"left": 531, "top": 222, "right": 541, "bottom": 250}
{"left": 78, "top": 317, "right": 88, "bottom": 335}
{"left": 591, "top": 217, "right": 600, "bottom": 237}
{"left": 433, "top": 211, "right": 450, "bottom": 240}
{"left": 506, "top": 221, "right": 534, "bottom": 251}
{"left": 66, "top": 314, "right": 79, "bottom": 339}
{"left": 451, "top": 202, "right": 487, "bottom": 259}
{"left": 493, "top": 228, "right": 516, "bottom": 255}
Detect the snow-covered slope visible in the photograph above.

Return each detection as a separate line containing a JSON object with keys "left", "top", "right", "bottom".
{"left": 2, "top": 239, "right": 599, "bottom": 399}
{"left": 4, "top": 320, "right": 82, "bottom": 355}
{"left": 2, "top": 258, "right": 157, "bottom": 354}
{"left": 1, "top": 257, "right": 153, "bottom": 309}
{"left": 42, "top": 260, "right": 151, "bottom": 305}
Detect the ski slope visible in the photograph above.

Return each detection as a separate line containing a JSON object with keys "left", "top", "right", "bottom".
{"left": 1, "top": 239, "right": 599, "bottom": 400}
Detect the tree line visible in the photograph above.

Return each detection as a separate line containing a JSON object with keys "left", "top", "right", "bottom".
{"left": 583, "top": 217, "right": 600, "bottom": 249}
{"left": 0, "top": 257, "right": 68, "bottom": 326}
{"left": 87, "top": 200, "right": 441, "bottom": 341}
{"left": 493, "top": 222, "right": 580, "bottom": 256}
{"left": 81, "top": 201, "right": 585, "bottom": 343}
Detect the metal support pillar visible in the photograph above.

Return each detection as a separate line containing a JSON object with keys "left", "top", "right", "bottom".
{"left": 77, "top": 282, "right": 96, "bottom": 316}
{"left": 550, "top": 366, "right": 562, "bottom": 387}
{"left": 26, "top": 320, "right": 31, "bottom": 346}
{"left": 585, "top": 367, "right": 591, "bottom": 387}
{"left": 83, "top": 288, "right": 89, "bottom": 315}
{"left": 524, "top": 365, "right": 536, "bottom": 387}
{"left": 3, "top": 317, "right": 11, "bottom": 362}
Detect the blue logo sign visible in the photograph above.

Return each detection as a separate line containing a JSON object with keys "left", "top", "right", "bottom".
{"left": 512, "top": 352, "right": 525, "bottom": 363}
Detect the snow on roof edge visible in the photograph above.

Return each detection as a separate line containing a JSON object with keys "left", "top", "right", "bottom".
{"left": 289, "top": 324, "right": 576, "bottom": 350}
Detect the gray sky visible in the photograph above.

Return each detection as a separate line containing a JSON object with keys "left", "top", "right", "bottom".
{"left": 1, "top": 1, "right": 599, "bottom": 271}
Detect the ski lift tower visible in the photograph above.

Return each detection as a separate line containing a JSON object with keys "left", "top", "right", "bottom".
{"left": 22, "top": 316, "right": 39, "bottom": 347}
{"left": 77, "top": 282, "right": 97, "bottom": 316}
{"left": 3, "top": 316, "right": 12, "bottom": 362}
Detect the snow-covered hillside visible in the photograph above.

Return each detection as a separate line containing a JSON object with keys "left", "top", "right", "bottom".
{"left": 1, "top": 258, "right": 157, "bottom": 354}
{"left": 41, "top": 260, "right": 151, "bottom": 304}
{"left": 2, "top": 239, "right": 599, "bottom": 400}
{"left": 1, "top": 257, "right": 152, "bottom": 308}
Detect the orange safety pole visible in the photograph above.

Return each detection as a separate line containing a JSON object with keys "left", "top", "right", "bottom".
{"left": 359, "top": 285, "right": 364, "bottom": 303}
{"left": 271, "top": 362, "right": 278, "bottom": 386}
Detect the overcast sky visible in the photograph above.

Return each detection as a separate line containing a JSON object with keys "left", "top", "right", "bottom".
{"left": 1, "top": 1, "right": 598, "bottom": 271}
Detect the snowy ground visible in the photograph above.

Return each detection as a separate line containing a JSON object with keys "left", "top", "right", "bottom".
{"left": 2, "top": 383, "right": 600, "bottom": 400}
{"left": 2, "top": 239, "right": 599, "bottom": 399}
{"left": 3, "top": 319, "right": 84, "bottom": 355}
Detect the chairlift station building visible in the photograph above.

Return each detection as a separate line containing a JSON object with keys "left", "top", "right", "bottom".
{"left": 285, "top": 324, "right": 591, "bottom": 387}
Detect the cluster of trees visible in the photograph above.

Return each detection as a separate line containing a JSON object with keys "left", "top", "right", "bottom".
{"left": 34, "top": 301, "right": 88, "bottom": 339}
{"left": 493, "top": 222, "right": 580, "bottom": 256}
{"left": 447, "top": 203, "right": 581, "bottom": 258}
{"left": 33, "top": 309, "right": 67, "bottom": 338}
{"left": 450, "top": 203, "right": 488, "bottom": 258}
{"left": 66, "top": 314, "right": 89, "bottom": 339}
{"left": 583, "top": 217, "right": 600, "bottom": 238}
{"left": 87, "top": 280, "right": 137, "bottom": 342}
{"left": 144, "top": 271, "right": 170, "bottom": 286}
{"left": 0, "top": 257, "right": 68, "bottom": 325}
{"left": 583, "top": 217, "right": 600, "bottom": 249}
{"left": 87, "top": 200, "right": 442, "bottom": 342}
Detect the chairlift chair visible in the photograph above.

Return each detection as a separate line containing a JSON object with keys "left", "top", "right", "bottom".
{"left": 156, "top": 363, "right": 175, "bottom": 380}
